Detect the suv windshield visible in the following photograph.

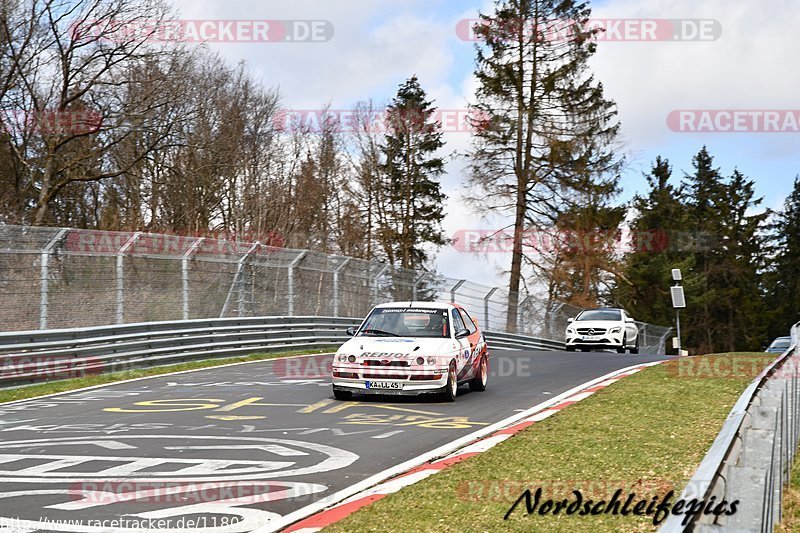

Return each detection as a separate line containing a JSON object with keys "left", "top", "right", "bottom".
{"left": 576, "top": 309, "right": 622, "bottom": 321}
{"left": 358, "top": 307, "right": 450, "bottom": 338}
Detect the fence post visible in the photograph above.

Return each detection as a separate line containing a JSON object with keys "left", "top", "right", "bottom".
{"left": 484, "top": 287, "right": 498, "bottom": 331}
{"left": 413, "top": 272, "right": 429, "bottom": 301}
{"left": 333, "top": 258, "right": 351, "bottom": 317}
{"left": 372, "top": 265, "right": 389, "bottom": 306}
{"left": 182, "top": 238, "right": 205, "bottom": 321}
{"left": 450, "top": 279, "right": 466, "bottom": 303}
{"left": 39, "top": 228, "right": 68, "bottom": 330}
{"left": 517, "top": 295, "right": 532, "bottom": 335}
{"left": 287, "top": 251, "right": 307, "bottom": 316}
{"left": 116, "top": 232, "right": 142, "bottom": 324}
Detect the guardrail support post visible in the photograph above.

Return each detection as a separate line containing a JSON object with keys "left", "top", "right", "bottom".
{"left": 332, "top": 258, "right": 351, "bottom": 317}
{"left": 483, "top": 287, "right": 498, "bottom": 330}
{"left": 182, "top": 238, "right": 205, "bottom": 320}
{"left": 450, "top": 279, "right": 466, "bottom": 303}
{"left": 287, "top": 251, "right": 307, "bottom": 316}
{"left": 39, "top": 228, "right": 68, "bottom": 330}
{"left": 116, "top": 232, "right": 142, "bottom": 324}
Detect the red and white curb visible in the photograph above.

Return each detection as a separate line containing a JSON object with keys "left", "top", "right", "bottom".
{"left": 279, "top": 361, "right": 663, "bottom": 532}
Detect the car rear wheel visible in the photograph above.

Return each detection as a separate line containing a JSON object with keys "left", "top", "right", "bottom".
{"left": 631, "top": 339, "right": 639, "bottom": 354}
{"left": 442, "top": 362, "right": 458, "bottom": 402}
{"left": 333, "top": 388, "right": 352, "bottom": 401}
{"left": 469, "top": 355, "right": 488, "bottom": 392}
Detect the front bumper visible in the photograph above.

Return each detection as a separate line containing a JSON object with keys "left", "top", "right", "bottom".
{"left": 565, "top": 332, "right": 625, "bottom": 348}
{"left": 331, "top": 363, "right": 449, "bottom": 394}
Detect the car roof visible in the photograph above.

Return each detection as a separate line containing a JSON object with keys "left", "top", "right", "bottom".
{"left": 374, "top": 301, "right": 459, "bottom": 311}
{"left": 772, "top": 336, "right": 792, "bottom": 341}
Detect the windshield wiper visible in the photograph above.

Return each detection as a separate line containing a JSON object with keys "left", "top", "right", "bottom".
{"left": 359, "top": 329, "right": 400, "bottom": 337}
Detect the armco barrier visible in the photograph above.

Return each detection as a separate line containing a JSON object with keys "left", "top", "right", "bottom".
{"left": 660, "top": 322, "right": 800, "bottom": 532}
{"left": 0, "top": 316, "right": 563, "bottom": 388}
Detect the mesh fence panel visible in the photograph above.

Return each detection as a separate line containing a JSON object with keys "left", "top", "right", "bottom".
{"left": 0, "top": 224, "right": 672, "bottom": 353}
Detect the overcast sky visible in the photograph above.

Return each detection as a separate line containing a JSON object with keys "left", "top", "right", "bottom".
{"left": 171, "top": 0, "right": 800, "bottom": 286}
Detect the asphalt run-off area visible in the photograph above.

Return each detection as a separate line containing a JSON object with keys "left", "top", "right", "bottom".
{"left": 0, "top": 349, "right": 672, "bottom": 532}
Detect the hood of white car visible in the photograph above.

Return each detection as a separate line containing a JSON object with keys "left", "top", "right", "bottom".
{"left": 338, "top": 336, "right": 457, "bottom": 356}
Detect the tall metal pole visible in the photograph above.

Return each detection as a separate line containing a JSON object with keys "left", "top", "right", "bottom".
{"left": 116, "top": 232, "right": 141, "bottom": 324}
{"left": 332, "top": 258, "right": 351, "bottom": 317}
{"left": 182, "top": 237, "right": 205, "bottom": 321}
{"left": 39, "top": 228, "right": 68, "bottom": 329}
{"left": 287, "top": 251, "right": 307, "bottom": 316}
{"left": 372, "top": 265, "right": 389, "bottom": 306}
{"left": 484, "top": 287, "right": 498, "bottom": 331}
{"left": 450, "top": 279, "right": 466, "bottom": 303}
{"left": 676, "top": 309, "right": 682, "bottom": 355}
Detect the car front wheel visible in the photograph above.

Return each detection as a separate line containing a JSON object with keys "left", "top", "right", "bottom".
{"left": 617, "top": 334, "right": 627, "bottom": 354}
{"left": 442, "top": 361, "right": 458, "bottom": 402}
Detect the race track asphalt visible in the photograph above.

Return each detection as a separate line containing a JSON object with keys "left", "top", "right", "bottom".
{"left": 0, "top": 349, "right": 673, "bottom": 532}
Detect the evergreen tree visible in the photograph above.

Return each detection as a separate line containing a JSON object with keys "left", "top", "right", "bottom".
{"left": 682, "top": 148, "right": 768, "bottom": 352}
{"left": 467, "top": 0, "right": 623, "bottom": 330}
{"left": 766, "top": 177, "right": 800, "bottom": 336}
{"left": 380, "top": 76, "right": 447, "bottom": 270}
{"left": 612, "top": 157, "right": 695, "bottom": 331}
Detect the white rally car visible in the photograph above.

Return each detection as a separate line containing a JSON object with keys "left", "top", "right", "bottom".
{"left": 565, "top": 307, "right": 640, "bottom": 353}
{"left": 331, "top": 302, "right": 489, "bottom": 402}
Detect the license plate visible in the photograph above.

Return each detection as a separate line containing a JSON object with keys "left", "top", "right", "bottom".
{"left": 581, "top": 335, "right": 600, "bottom": 341}
{"left": 365, "top": 381, "right": 403, "bottom": 390}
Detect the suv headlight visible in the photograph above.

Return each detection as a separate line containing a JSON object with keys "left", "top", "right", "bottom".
{"left": 609, "top": 327, "right": 622, "bottom": 334}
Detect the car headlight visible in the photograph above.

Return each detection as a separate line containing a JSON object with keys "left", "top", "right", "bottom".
{"left": 566, "top": 328, "right": 575, "bottom": 334}
{"left": 610, "top": 327, "right": 622, "bottom": 334}
{"left": 338, "top": 354, "right": 347, "bottom": 362}
{"left": 426, "top": 356, "right": 436, "bottom": 366}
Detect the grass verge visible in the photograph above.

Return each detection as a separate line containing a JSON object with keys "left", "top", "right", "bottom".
{"left": 0, "top": 347, "right": 336, "bottom": 404}
{"left": 325, "top": 352, "right": 774, "bottom": 533}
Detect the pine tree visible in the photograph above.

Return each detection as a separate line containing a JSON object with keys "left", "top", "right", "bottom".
{"left": 467, "top": 0, "right": 623, "bottom": 330}
{"left": 380, "top": 76, "right": 447, "bottom": 270}
{"left": 766, "top": 177, "right": 800, "bottom": 336}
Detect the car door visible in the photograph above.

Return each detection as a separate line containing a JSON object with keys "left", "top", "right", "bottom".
{"left": 450, "top": 309, "right": 471, "bottom": 377}
{"left": 459, "top": 308, "right": 484, "bottom": 379}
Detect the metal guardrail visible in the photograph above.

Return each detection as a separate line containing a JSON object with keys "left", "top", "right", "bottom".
{"left": 660, "top": 322, "right": 800, "bottom": 532}
{"left": 0, "top": 316, "right": 564, "bottom": 388}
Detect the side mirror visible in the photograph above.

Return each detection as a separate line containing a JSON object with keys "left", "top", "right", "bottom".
{"left": 567, "top": 318, "right": 574, "bottom": 323}
{"left": 345, "top": 326, "right": 356, "bottom": 336}
{"left": 625, "top": 318, "right": 635, "bottom": 324}
{"left": 455, "top": 328, "right": 470, "bottom": 339}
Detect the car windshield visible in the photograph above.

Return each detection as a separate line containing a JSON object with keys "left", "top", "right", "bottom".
{"left": 576, "top": 309, "right": 622, "bottom": 321}
{"left": 358, "top": 308, "right": 450, "bottom": 338}
{"left": 769, "top": 338, "right": 791, "bottom": 349}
